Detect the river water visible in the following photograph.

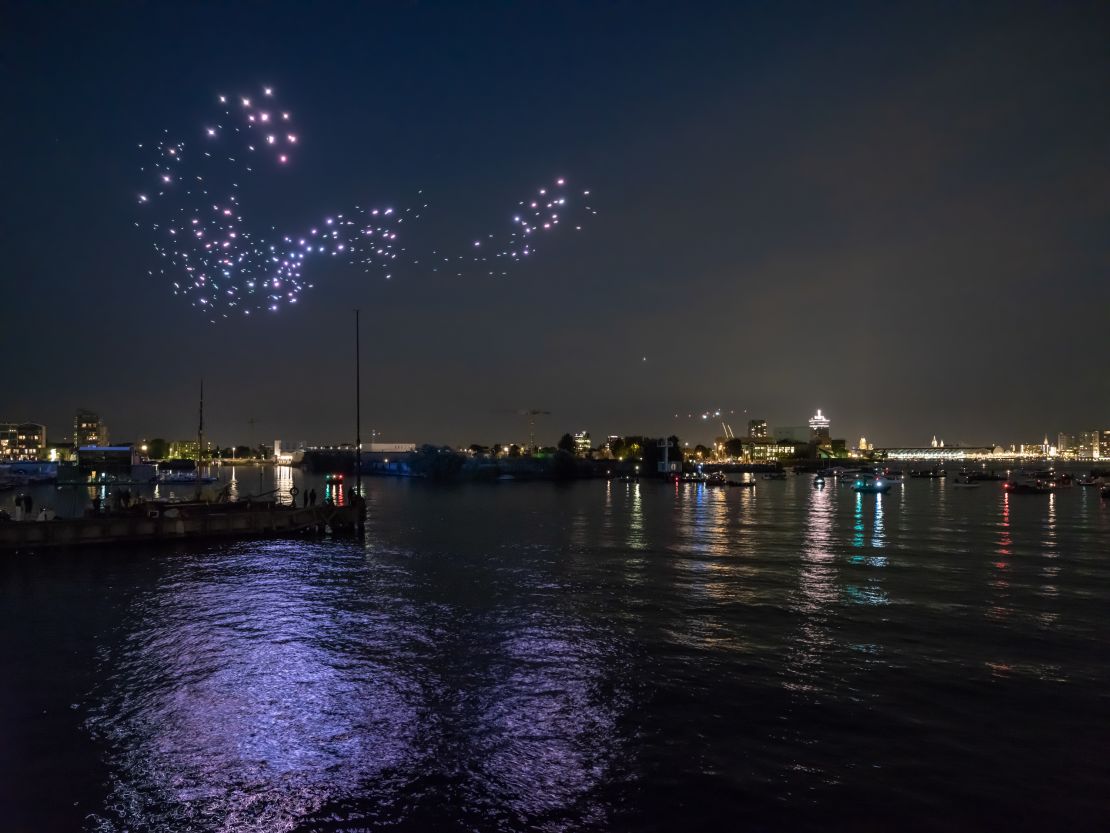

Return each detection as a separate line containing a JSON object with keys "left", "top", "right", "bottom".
{"left": 2, "top": 473, "right": 1108, "bottom": 831}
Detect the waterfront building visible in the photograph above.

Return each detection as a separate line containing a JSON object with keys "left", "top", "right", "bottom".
{"left": 273, "top": 440, "right": 294, "bottom": 465}
{"left": 775, "top": 425, "right": 810, "bottom": 443}
{"left": 747, "top": 419, "right": 768, "bottom": 439}
{"left": 74, "top": 409, "right": 108, "bottom": 447}
{"left": 877, "top": 446, "right": 1004, "bottom": 461}
{"left": 1100, "top": 430, "right": 1110, "bottom": 460}
{"left": 598, "top": 435, "right": 622, "bottom": 459}
{"left": 808, "top": 409, "right": 831, "bottom": 444}
{"left": 1017, "top": 437, "right": 1054, "bottom": 457}
{"left": 1057, "top": 431, "right": 1099, "bottom": 460}
{"left": 0, "top": 422, "right": 46, "bottom": 461}
{"left": 169, "top": 440, "right": 200, "bottom": 459}
{"left": 573, "top": 431, "right": 592, "bottom": 456}
{"left": 743, "top": 438, "right": 799, "bottom": 462}
{"left": 76, "top": 445, "right": 139, "bottom": 473}
{"left": 46, "top": 442, "right": 76, "bottom": 462}
{"left": 368, "top": 442, "right": 417, "bottom": 453}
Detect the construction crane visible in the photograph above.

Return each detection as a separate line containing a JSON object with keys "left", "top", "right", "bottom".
{"left": 516, "top": 409, "right": 551, "bottom": 454}
{"left": 700, "top": 408, "right": 735, "bottom": 439}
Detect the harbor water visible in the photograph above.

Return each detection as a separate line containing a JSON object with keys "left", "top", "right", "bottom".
{"left": 2, "top": 473, "right": 1108, "bottom": 831}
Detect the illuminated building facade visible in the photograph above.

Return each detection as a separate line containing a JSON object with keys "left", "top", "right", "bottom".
{"left": 0, "top": 422, "right": 46, "bottom": 461}
{"left": 808, "top": 409, "right": 831, "bottom": 443}
{"left": 877, "top": 446, "right": 1003, "bottom": 461}
{"left": 1057, "top": 431, "right": 1099, "bottom": 460}
{"left": 573, "top": 431, "right": 591, "bottom": 456}
{"left": 168, "top": 440, "right": 201, "bottom": 459}
{"left": 74, "top": 409, "right": 108, "bottom": 447}
{"left": 1018, "top": 437, "right": 1053, "bottom": 457}
{"left": 747, "top": 419, "right": 768, "bottom": 439}
{"left": 744, "top": 438, "right": 800, "bottom": 462}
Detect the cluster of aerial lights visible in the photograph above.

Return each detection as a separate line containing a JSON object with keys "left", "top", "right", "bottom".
{"left": 136, "top": 86, "right": 594, "bottom": 320}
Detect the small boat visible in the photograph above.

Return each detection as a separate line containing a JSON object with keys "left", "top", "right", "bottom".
{"left": 157, "top": 472, "right": 218, "bottom": 484}
{"left": 910, "top": 467, "right": 946, "bottom": 479}
{"left": 952, "top": 474, "right": 981, "bottom": 488}
{"left": 1004, "top": 474, "right": 1053, "bottom": 494}
{"left": 1023, "top": 470, "right": 1073, "bottom": 489}
{"left": 761, "top": 470, "right": 787, "bottom": 481}
{"left": 852, "top": 474, "right": 892, "bottom": 494}
{"left": 813, "top": 474, "right": 825, "bottom": 487}
{"left": 1102, "top": 485, "right": 1110, "bottom": 499}
{"left": 705, "top": 472, "right": 728, "bottom": 488}
{"left": 958, "top": 468, "right": 1007, "bottom": 482}
{"left": 728, "top": 480, "right": 756, "bottom": 489}
{"left": 1077, "top": 474, "right": 1105, "bottom": 487}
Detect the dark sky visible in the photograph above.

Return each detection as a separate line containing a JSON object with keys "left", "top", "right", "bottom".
{"left": 2, "top": 1, "right": 1108, "bottom": 449}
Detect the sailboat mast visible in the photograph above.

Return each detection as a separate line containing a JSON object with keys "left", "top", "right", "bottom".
{"left": 355, "top": 309, "right": 362, "bottom": 496}
{"left": 197, "top": 379, "right": 205, "bottom": 477}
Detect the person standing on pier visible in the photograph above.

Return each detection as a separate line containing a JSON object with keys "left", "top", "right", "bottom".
{"left": 309, "top": 488, "right": 317, "bottom": 506}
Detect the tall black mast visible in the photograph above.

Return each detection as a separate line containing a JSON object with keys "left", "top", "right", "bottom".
{"left": 355, "top": 309, "right": 361, "bottom": 497}
{"left": 198, "top": 378, "right": 204, "bottom": 477}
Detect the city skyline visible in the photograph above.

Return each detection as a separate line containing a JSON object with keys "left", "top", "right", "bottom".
{"left": 3, "top": 2, "right": 1109, "bottom": 445}
{"left": 3, "top": 403, "right": 1107, "bottom": 459}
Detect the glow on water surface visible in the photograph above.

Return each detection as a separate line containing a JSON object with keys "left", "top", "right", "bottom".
{"left": 3, "top": 476, "right": 1108, "bottom": 831}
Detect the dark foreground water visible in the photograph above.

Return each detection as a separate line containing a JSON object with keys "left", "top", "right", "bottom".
{"left": 2, "top": 476, "right": 1109, "bottom": 832}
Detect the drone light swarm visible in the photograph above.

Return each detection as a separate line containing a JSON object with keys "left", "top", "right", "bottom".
{"left": 137, "top": 86, "right": 596, "bottom": 321}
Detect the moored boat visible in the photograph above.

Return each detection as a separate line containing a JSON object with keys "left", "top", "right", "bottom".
{"left": 1004, "top": 473, "right": 1053, "bottom": 494}
{"left": 852, "top": 474, "right": 892, "bottom": 494}
{"left": 157, "top": 472, "right": 218, "bottom": 485}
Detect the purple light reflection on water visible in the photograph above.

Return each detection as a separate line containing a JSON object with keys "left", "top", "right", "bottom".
{"left": 466, "top": 621, "right": 631, "bottom": 828}
{"left": 85, "top": 541, "right": 427, "bottom": 832}
{"left": 19, "top": 475, "right": 1103, "bottom": 832}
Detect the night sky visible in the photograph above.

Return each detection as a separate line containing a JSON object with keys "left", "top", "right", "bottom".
{"left": 3, "top": 1, "right": 1108, "bottom": 449}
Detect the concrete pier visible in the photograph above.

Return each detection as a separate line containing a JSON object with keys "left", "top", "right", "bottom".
{"left": 0, "top": 500, "right": 363, "bottom": 550}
